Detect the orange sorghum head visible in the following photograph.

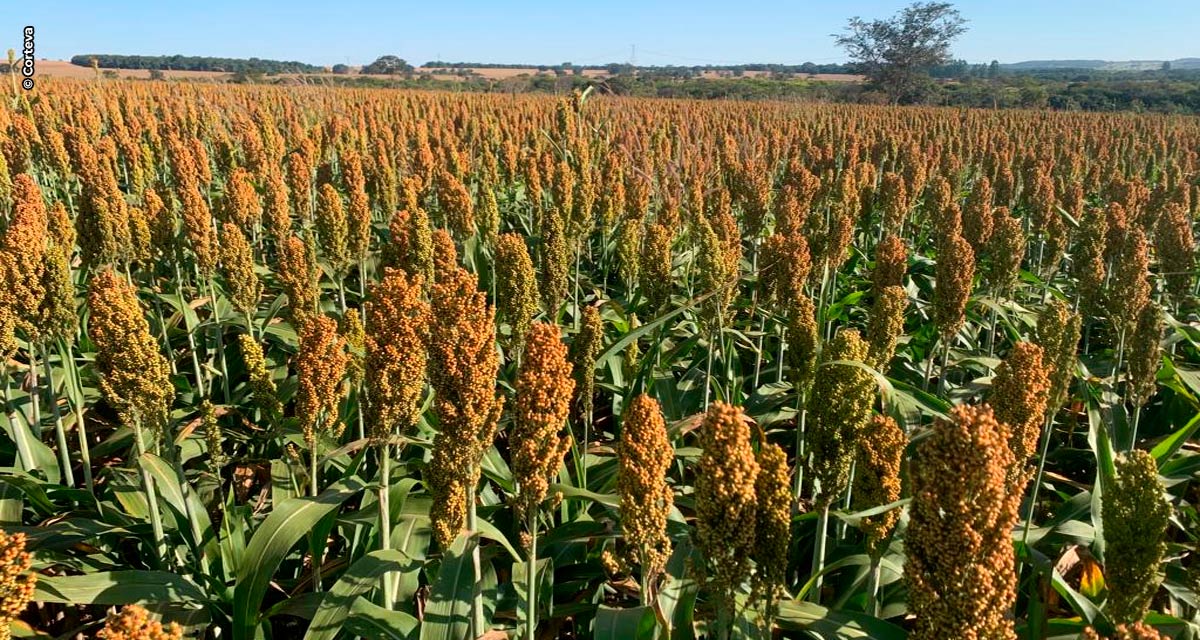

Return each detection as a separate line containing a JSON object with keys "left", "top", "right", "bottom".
{"left": 364, "top": 269, "right": 429, "bottom": 444}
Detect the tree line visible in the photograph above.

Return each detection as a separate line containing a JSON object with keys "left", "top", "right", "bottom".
{"left": 70, "top": 54, "right": 323, "bottom": 74}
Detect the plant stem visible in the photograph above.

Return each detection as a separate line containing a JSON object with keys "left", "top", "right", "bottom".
{"left": 923, "top": 336, "right": 938, "bottom": 393}
{"left": 134, "top": 418, "right": 168, "bottom": 566}
{"left": 3, "top": 366, "right": 36, "bottom": 473}
{"left": 573, "top": 243, "right": 581, "bottom": 331}
{"left": 152, "top": 292, "right": 178, "bottom": 377}
{"left": 310, "top": 439, "right": 322, "bottom": 592}
{"left": 794, "top": 390, "right": 807, "bottom": 505}
{"left": 170, "top": 438, "right": 210, "bottom": 577}
{"left": 468, "top": 483, "right": 485, "bottom": 638}
{"left": 753, "top": 327, "right": 764, "bottom": 391}
{"left": 866, "top": 556, "right": 882, "bottom": 617}
{"left": 177, "top": 274, "right": 207, "bottom": 400}
{"left": 1130, "top": 403, "right": 1143, "bottom": 450}
{"left": 1021, "top": 414, "right": 1056, "bottom": 545}
{"left": 206, "top": 278, "right": 231, "bottom": 404}
{"left": 704, "top": 328, "right": 715, "bottom": 409}
{"left": 379, "top": 444, "right": 394, "bottom": 608}
{"left": 526, "top": 506, "right": 538, "bottom": 640}
{"left": 811, "top": 502, "right": 830, "bottom": 604}
{"left": 839, "top": 460, "right": 855, "bottom": 540}
{"left": 42, "top": 343, "right": 74, "bottom": 487}
{"left": 61, "top": 339, "right": 93, "bottom": 493}
{"left": 775, "top": 323, "right": 786, "bottom": 384}
{"left": 937, "top": 338, "right": 952, "bottom": 397}
{"left": 27, "top": 347, "right": 41, "bottom": 439}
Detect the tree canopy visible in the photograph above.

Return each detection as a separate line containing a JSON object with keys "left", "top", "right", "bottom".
{"left": 362, "top": 55, "right": 413, "bottom": 75}
{"left": 70, "top": 54, "right": 322, "bottom": 74}
{"left": 834, "top": 2, "right": 968, "bottom": 103}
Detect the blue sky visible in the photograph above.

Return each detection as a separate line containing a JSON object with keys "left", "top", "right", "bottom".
{"left": 7, "top": 1, "right": 1199, "bottom": 67}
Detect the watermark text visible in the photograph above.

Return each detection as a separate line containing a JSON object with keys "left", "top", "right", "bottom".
{"left": 21, "top": 26, "right": 34, "bottom": 90}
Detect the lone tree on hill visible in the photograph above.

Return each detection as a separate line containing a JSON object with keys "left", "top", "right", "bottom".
{"left": 362, "top": 55, "right": 414, "bottom": 76}
{"left": 834, "top": 2, "right": 967, "bottom": 104}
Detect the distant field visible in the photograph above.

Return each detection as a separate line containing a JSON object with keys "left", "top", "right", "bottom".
{"left": 34, "top": 59, "right": 863, "bottom": 84}
{"left": 36, "top": 60, "right": 230, "bottom": 80}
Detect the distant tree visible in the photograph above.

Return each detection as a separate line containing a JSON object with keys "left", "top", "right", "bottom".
{"left": 1161, "top": 61, "right": 1172, "bottom": 71}
{"left": 833, "top": 2, "right": 968, "bottom": 103}
{"left": 362, "top": 55, "right": 413, "bottom": 76}
{"left": 988, "top": 60, "right": 1000, "bottom": 79}
{"left": 331, "top": 64, "right": 351, "bottom": 75}
{"left": 148, "top": 68, "right": 165, "bottom": 81}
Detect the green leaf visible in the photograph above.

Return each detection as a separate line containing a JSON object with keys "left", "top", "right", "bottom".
{"left": 597, "top": 291, "right": 718, "bottom": 368}
{"left": 139, "top": 453, "right": 217, "bottom": 561}
{"left": 775, "top": 600, "right": 908, "bottom": 639}
{"left": 233, "top": 477, "right": 366, "bottom": 640}
{"left": 1085, "top": 384, "right": 1116, "bottom": 563}
{"left": 593, "top": 605, "right": 658, "bottom": 640}
{"left": 1150, "top": 410, "right": 1200, "bottom": 463}
{"left": 658, "top": 539, "right": 699, "bottom": 640}
{"left": 475, "top": 517, "right": 521, "bottom": 561}
{"left": 305, "top": 549, "right": 418, "bottom": 640}
{"left": 1019, "top": 543, "right": 1108, "bottom": 629}
{"left": 795, "top": 554, "right": 903, "bottom": 602}
{"left": 419, "top": 532, "right": 478, "bottom": 640}
{"left": 514, "top": 557, "right": 554, "bottom": 630}
{"left": 35, "top": 571, "right": 208, "bottom": 605}
{"left": 346, "top": 598, "right": 420, "bottom": 639}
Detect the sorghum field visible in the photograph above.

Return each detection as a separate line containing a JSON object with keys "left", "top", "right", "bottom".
{"left": 0, "top": 80, "right": 1198, "bottom": 640}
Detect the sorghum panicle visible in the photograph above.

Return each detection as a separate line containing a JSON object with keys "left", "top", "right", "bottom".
{"left": 437, "top": 168, "right": 475, "bottom": 241}
{"left": 872, "top": 234, "right": 907, "bottom": 294}
{"left": 1033, "top": 299, "right": 1082, "bottom": 412}
{"left": 989, "top": 341, "right": 1050, "bottom": 490}
{"left": 341, "top": 308, "right": 366, "bottom": 389}
{"left": 752, "top": 440, "right": 793, "bottom": 616}
{"left": 431, "top": 227, "right": 458, "bottom": 282}
{"left": 985, "top": 207, "right": 1024, "bottom": 295}
{"left": 853, "top": 414, "right": 906, "bottom": 558}
{"left": 1110, "top": 228, "right": 1150, "bottom": 337}
{"left": 364, "top": 269, "right": 429, "bottom": 444}
{"left": 934, "top": 232, "right": 975, "bottom": 340}
{"left": 495, "top": 233, "right": 539, "bottom": 353}
{"left": 785, "top": 293, "right": 819, "bottom": 394}
{"left": 0, "top": 529, "right": 35, "bottom": 632}
{"left": 511, "top": 322, "right": 575, "bottom": 522}
{"left": 427, "top": 266, "right": 504, "bottom": 547}
{"left": 316, "top": 182, "right": 350, "bottom": 274}
{"left": 906, "top": 404, "right": 1020, "bottom": 640}
{"left": 1103, "top": 450, "right": 1170, "bottom": 625}
{"left": 237, "top": 334, "right": 283, "bottom": 422}
{"left": 88, "top": 269, "right": 174, "bottom": 437}
{"left": 640, "top": 223, "right": 673, "bottom": 311}
{"left": 807, "top": 329, "right": 875, "bottom": 507}
{"left": 295, "top": 315, "right": 350, "bottom": 449}
{"left": 695, "top": 402, "right": 759, "bottom": 618}
{"left": 97, "top": 604, "right": 184, "bottom": 640}
{"left": 1155, "top": 202, "right": 1194, "bottom": 306}
{"left": 1126, "top": 303, "right": 1163, "bottom": 408}
{"left": 219, "top": 223, "right": 262, "bottom": 317}
{"left": 617, "top": 394, "right": 674, "bottom": 582}
{"left": 866, "top": 285, "right": 908, "bottom": 370}
{"left": 538, "top": 207, "right": 570, "bottom": 315}
{"left": 569, "top": 306, "right": 603, "bottom": 426}
{"left": 277, "top": 234, "right": 319, "bottom": 330}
